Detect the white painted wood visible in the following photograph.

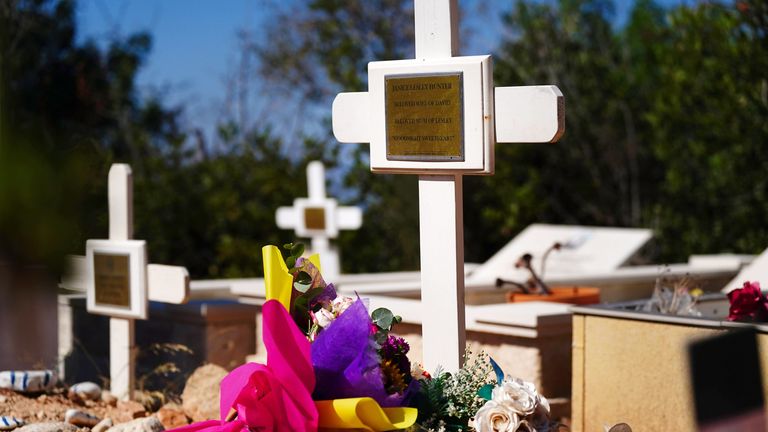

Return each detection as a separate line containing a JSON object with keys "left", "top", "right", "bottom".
{"left": 85, "top": 239, "right": 148, "bottom": 320}
{"left": 275, "top": 207, "right": 298, "bottom": 230}
{"left": 147, "top": 264, "right": 190, "bottom": 304}
{"left": 414, "top": 0, "right": 458, "bottom": 58}
{"left": 332, "top": 92, "right": 370, "bottom": 144}
{"left": 78, "top": 163, "right": 190, "bottom": 400}
{"left": 495, "top": 86, "right": 565, "bottom": 143}
{"left": 336, "top": 206, "right": 362, "bottom": 230}
{"left": 419, "top": 175, "right": 465, "bottom": 372}
{"left": 274, "top": 161, "right": 362, "bottom": 282}
{"left": 328, "top": 0, "right": 566, "bottom": 373}
{"left": 107, "top": 164, "right": 137, "bottom": 400}
{"left": 62, "top": 255, "right": 190, "bottom": 304}
{"left": 366, "top": 56, "right": 494, "bottom": 174}
{"left": 108, "top": 165, "right": 133, "bottom": 241}
{"left": 307, "top": 161, "right": 326, "bottom": 202}
{"left": 109, "top": 317, "right": 134, "bottom": 400}
{"left": 60, "top": 255, "right": 87, "bottom": 291}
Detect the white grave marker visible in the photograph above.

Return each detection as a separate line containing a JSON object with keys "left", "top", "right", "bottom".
{"left": 332, "top": 0, "right": 564, "bottom": 372}
{"left": 275, "top": 161, "right": 362, "bottom": 282}
{"left": 68, "top": 164, "right": 190, "bottom": 400}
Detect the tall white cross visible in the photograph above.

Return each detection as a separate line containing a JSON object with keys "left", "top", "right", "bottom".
{"left": 275, "top": 161, "right": 362, "bottom": 282}
{"left": 66, "top": 164, "right": 190, "bottom": 399}
{"left": 331, "top": 0, "right": 564, "bottom": 372}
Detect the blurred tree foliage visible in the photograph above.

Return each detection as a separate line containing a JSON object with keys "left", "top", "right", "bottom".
{"left": 2, "top": 0, "right": 766, "bottom": 279}
{"left": 0, "top": 0, "right": 310, "bottom": 277}
{"left": 256, "top": 0, "right": 768, "bottom": 267}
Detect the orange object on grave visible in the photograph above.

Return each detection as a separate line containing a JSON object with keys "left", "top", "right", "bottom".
{"left": 506, "top": 286, "right": 600, "bottom": 305}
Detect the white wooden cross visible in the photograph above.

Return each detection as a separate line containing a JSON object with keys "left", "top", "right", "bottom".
{"left": 275, "top": 160, "right": 362, "bottom": 282}
{"left": 64, "top": 164, "right": 190, "bottom": 400}
{"left": 331, "top": 0, "right": 564, "bottom": 372}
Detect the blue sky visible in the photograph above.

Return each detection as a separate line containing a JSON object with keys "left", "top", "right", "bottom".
{"left": 75, "top": 0, "right": 681, "bottom": 145}
{"left": 76, "top": 0, "right": 265, "bottom": 143}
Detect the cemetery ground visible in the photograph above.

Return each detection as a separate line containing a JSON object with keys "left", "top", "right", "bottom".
{"left": 0, "top": 388, "right": 147, "bottom": 425}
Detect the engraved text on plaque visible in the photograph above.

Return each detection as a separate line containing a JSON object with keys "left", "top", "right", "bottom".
{"left": 94, "top": 253, "right": 131, "bottom": 308}
{"left": 385, "top": 73, "right": 463, "bottom": 161}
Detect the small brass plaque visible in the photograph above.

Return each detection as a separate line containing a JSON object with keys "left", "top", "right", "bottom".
{"left": 385, "top": 72, "right": 464, "bottom": 161}
{"left": 304, "top": 207, "right": 326, "bottom": 230}
{"left": 93, "top": 253, "right": 131, "bottom": 308}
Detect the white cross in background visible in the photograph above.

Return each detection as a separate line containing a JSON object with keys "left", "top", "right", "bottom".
{"left": 275, "top": 160, "right": 362, "bottom": 282}
{"left": 63, "top": 164, "right": 190, "bottom": 400}
{"left": 331, "top": 0, "right": 564, "bottom": 372}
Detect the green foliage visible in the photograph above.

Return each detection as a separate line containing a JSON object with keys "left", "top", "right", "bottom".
{"left": 466, "top": 0, "right": 767, "bottom": 262}
{"left": 371, "top": 307, "right": 402, "bottom": 331}
{"left": 0, "top": 0, "right": 140, "bottom": 271}
{"left": 644, "top": 0, "right": 768, "bottom": 259}
{"left": 412, "top": 349, "right": 495, "bottom": 431}
{"left": 283, "top": 242, "right": 306, "bottom": 271}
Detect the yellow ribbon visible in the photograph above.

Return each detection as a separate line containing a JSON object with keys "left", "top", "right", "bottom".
{"left": 262, "top": 248, "right": 417, "bottom": 430}
{"left": 262, "top": 245, "right": 322, "bottom": 310}
{"left": 316, "top": 398, "right": 417, "bottom": 431}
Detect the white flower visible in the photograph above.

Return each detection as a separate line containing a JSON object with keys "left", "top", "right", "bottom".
{"left": 331, "top": 296, "right": 355, "bottom": 315}
{"left": 492, "top": 377, "right": 540, "bottom": 416}
{"left": 314, "top": 308, "right": 335, "bottom": 328}
{"left": 473, "top": 400, "right": 521, "bottom": 432}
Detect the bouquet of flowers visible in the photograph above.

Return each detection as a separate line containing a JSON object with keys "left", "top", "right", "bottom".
{"left": 170, "top": 243, "right": 558, "bottom": 432}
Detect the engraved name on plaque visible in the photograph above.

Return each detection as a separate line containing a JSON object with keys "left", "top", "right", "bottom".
{"left": 94, "top": 252, "right": 131, "bottom": 308}
{"left": 385, "top": 73, "right": 464, "bottom": 161}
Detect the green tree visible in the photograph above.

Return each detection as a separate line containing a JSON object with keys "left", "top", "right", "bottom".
{"left": 0, "top": 0, "right": 176, "bottom": 271}
{"left": 646, "top": 0, "right": 768, "bottom": 259}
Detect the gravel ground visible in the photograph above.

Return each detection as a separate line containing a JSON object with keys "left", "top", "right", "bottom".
{"left": 0, "top": 389, "right": 148, "bottom": 426}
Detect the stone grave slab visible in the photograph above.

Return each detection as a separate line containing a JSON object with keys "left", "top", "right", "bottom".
{"left": 722, "top": 247, "right": 768, "bottom": 292}
{"left": 468, "top": 224, "right": 653, "bottom": 284}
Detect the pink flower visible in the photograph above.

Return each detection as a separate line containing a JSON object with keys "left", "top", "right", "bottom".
{"left": 727, "top": 281, "right": 768, "bottom": 322}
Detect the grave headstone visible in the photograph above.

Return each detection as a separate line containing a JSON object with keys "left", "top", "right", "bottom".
{"left": 722, "top": 247, "right": 768, "bottom": 292}
{"left": 468, "top": 224, "right": 653, "bottom": 283}
{"left": 275, "top": 161, "right": 362, "bottom": 282}
{"left": 65, "top": 164, "right": 190, "bottom": 400}
{"left": 331, "top": 0, "right": 564, "bottom": 371}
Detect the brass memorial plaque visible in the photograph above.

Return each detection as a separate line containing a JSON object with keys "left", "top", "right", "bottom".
{"left": 93, "top": 253, "right": 131, "bottom": 308}
{"left": 385, "top": 72, "right": 464, "bottom": 161}
{"left": 304, "top": 207, "right": 326, "bottom": 230}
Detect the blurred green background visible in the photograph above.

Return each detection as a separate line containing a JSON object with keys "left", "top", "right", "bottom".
{"left": 1, "top": 0, "right": 766, "bottom": 279}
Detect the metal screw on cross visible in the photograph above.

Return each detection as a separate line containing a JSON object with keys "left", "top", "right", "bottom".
{"left": 275, "top": 161, "right": 362, "bottom": 282}
{"left": 62, "top": 164, "right": 190, "bottom": 400}
{"left": 331, "top": 0, "right": 564, "bottom": 372}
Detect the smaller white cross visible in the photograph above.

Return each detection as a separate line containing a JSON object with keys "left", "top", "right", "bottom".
{"left": 275, "top": 161, "right": 362, "bottom": 282}
{"left": 64, "top": 164, "right": 190, "bottom": 400}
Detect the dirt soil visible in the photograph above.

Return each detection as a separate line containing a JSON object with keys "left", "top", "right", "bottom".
{"left": 0, "top": 389, "right": 148, "bottom": 426}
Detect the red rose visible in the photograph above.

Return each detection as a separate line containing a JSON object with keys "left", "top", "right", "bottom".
{"left": 727, "top": 281, "right": 768, "bottom": 322}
